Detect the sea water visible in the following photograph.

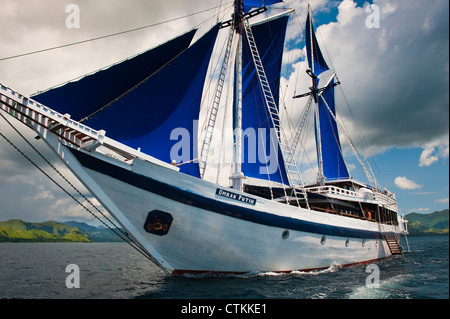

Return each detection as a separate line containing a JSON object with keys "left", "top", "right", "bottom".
{"left": 0, "top": 235, "right": 448, "bottom": 299}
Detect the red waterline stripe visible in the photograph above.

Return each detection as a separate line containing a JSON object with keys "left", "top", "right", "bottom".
{"left": 171, "top": 257, "right": 389, "bottom": 276}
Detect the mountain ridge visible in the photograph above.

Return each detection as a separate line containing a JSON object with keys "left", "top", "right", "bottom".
{"left": 1, "top": 209, "right": 447, "bottom": 241}
{"left": 405, "top": 209, "right": 449, "bottom": 236}
{"left": 0, "top": 219, "right": 90, "bottom": 242}
{"left": 0, "top": 219, "right": 121, "bottom": 242}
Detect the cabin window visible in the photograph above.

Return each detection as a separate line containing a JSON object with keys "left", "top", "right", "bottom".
{"left": 320, "top": 235, "right": 326, "bottom": 245}
{"left": 282, "top": 230, "right": 289, "bottom": 239}
{"left": 345, "top": 238, "right": 350, "bottom": 247}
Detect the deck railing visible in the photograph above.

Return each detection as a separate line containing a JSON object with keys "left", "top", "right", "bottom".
{"left": 306, "top": 185, "right": 397, "bottom": 207}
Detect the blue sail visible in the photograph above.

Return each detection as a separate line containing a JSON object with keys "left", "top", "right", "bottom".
{"left": 85, "top": 25, "right": 220, "bottom": 178}
{"left": 241, "top": 16, "right": 289, "bottom": 185}
{"left": 317, "top": 80, "right": 349, "bottom": 180}
{"left": 46, "top": 26, "right": 218, "bottom": 178}
{"left": 243, "top": 0, "right": 283, "bottom": 13}
{"left": 33, "top": 29, "right": 197, "bottom": 121}
{"left": 305, "top": 10, "right": 329, "bottom": 77}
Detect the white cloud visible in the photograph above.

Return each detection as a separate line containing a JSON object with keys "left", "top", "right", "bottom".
{"left": 421, "top": 17, "right": 432, "bottom": 33}
{"left": 419, "top": 134, "right": 449, "bottom": 167}
{"left": 336, "top": 0, "right": 360, "bottom": 26}
{"left": 407, "top": 207, "right": 430, "bottom": 213}
{"left": 394, "top": 176, "right": 423, "bottom": 190}
{"left": 419, "top": 146, "right": 439, "bottom": 167}
{"left": 380, "top": 1, "right": 398, "bottom": 16}
{"left": 436, "top": 197, "right": 449, "bottom": 204}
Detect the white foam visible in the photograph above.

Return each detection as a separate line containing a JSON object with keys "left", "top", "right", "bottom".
{"left": 347, "top": 274, "right": 412, "bottom": 299}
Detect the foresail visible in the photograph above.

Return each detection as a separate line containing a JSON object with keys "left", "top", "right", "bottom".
{"left": 36, "top": 25, "right": 220, "bottom": 178}
{"left": 32, "top": 29, "right": 197, "bottom": 121}
{"left": 316, "top": 80, "right": 349, "bottom": 180}
{"left": 305, "top": 10, "right": 329, "bottom": 77}
{"left": 241, "top": 15, "right": 289, "bottom": 185}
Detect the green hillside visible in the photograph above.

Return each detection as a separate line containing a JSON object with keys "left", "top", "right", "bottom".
{"left": 62, "top": 221, "right": 122, "bottom": 242}
{"left": 2, "top": 209, "right": 446, "bottom": 241}
{"left": 405, "top": 209, "right": 449, "bottom": 236}
{"left": 0, "top": 219, "right": 90, "bottom": 242}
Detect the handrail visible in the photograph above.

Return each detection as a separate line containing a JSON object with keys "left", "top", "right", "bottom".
{"left": 0, "top": 83, "right": 100, "bottom": 140}
{"left": 306, "top": 184, "right": 397, "bottom": 207}
{"left": 0, "top": 82, "right": 178, "bottom": 171}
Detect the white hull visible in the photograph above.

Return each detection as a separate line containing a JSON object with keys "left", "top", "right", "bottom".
{"left": 56, "top": 140, "right": 400, "bottom": 275}
{"left": 1, "top": 0, "right": 410, "bottom": 276}
{"left": 0, "top": 84, "right": 405, "bottom": 275}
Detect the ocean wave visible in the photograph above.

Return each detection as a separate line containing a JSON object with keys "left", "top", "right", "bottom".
{"left": 179, "top": 262, "right": 344, "bottom": 279}
{"left": 347, "top": 273, "right": 413, "bottom": 299}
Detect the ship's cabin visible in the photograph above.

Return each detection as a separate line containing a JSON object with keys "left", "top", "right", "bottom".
{"left": 243, "top": 179, "right": 399, "bottom": 226}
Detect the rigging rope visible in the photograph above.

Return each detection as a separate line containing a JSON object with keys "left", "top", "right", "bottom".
{"left": 55, "top": 3, "right": 234, "bottom": 124}
{"left": 279, "top": 8, "right": 318, "bottom": 184}
{"left": 0, "top": 3, "right": 232, "bottom": 62}
{"left": 0, "top": 112, "right": 157, "bottom": 263}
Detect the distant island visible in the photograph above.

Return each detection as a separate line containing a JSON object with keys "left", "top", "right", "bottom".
{"left": 0, "top": 219, "right": 122, "bottom": 242}
{"left": 0, "top": 209, "right": 447, "bottom": 242}
{"left": 405, "top": 209, "right": 449, "bottom": 236}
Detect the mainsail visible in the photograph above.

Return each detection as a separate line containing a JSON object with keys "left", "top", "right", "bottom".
{"left": 241, "top": 15, "right": 290, "bottom": 184}
{"left": 304, "top": 8, "right": 349, "bottom": 181}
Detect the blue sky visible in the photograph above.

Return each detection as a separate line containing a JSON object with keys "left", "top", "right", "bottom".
{"left": 372, "top": 148, "right": 449, "bottom": 214}
{"left": 304, "top": 0, "right": 373, "bottom": 26}
{"left": 0, "top": 0, "right": 448, "bottom": 223}
{"left": 343, "top": 146, "right": 449, "bottom": 214}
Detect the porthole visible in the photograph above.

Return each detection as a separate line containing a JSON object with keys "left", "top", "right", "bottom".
{"left": 282, "top": 230, "right": 290, "bottom": 239}
{"left": 362, "top": 239, "right": 366, "bottom": 247}
{"left": 320, "top": 235, "right": 326, "bottom": 245}
{"left": 345, "top": 238, "right": 350, "bottom": 247}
